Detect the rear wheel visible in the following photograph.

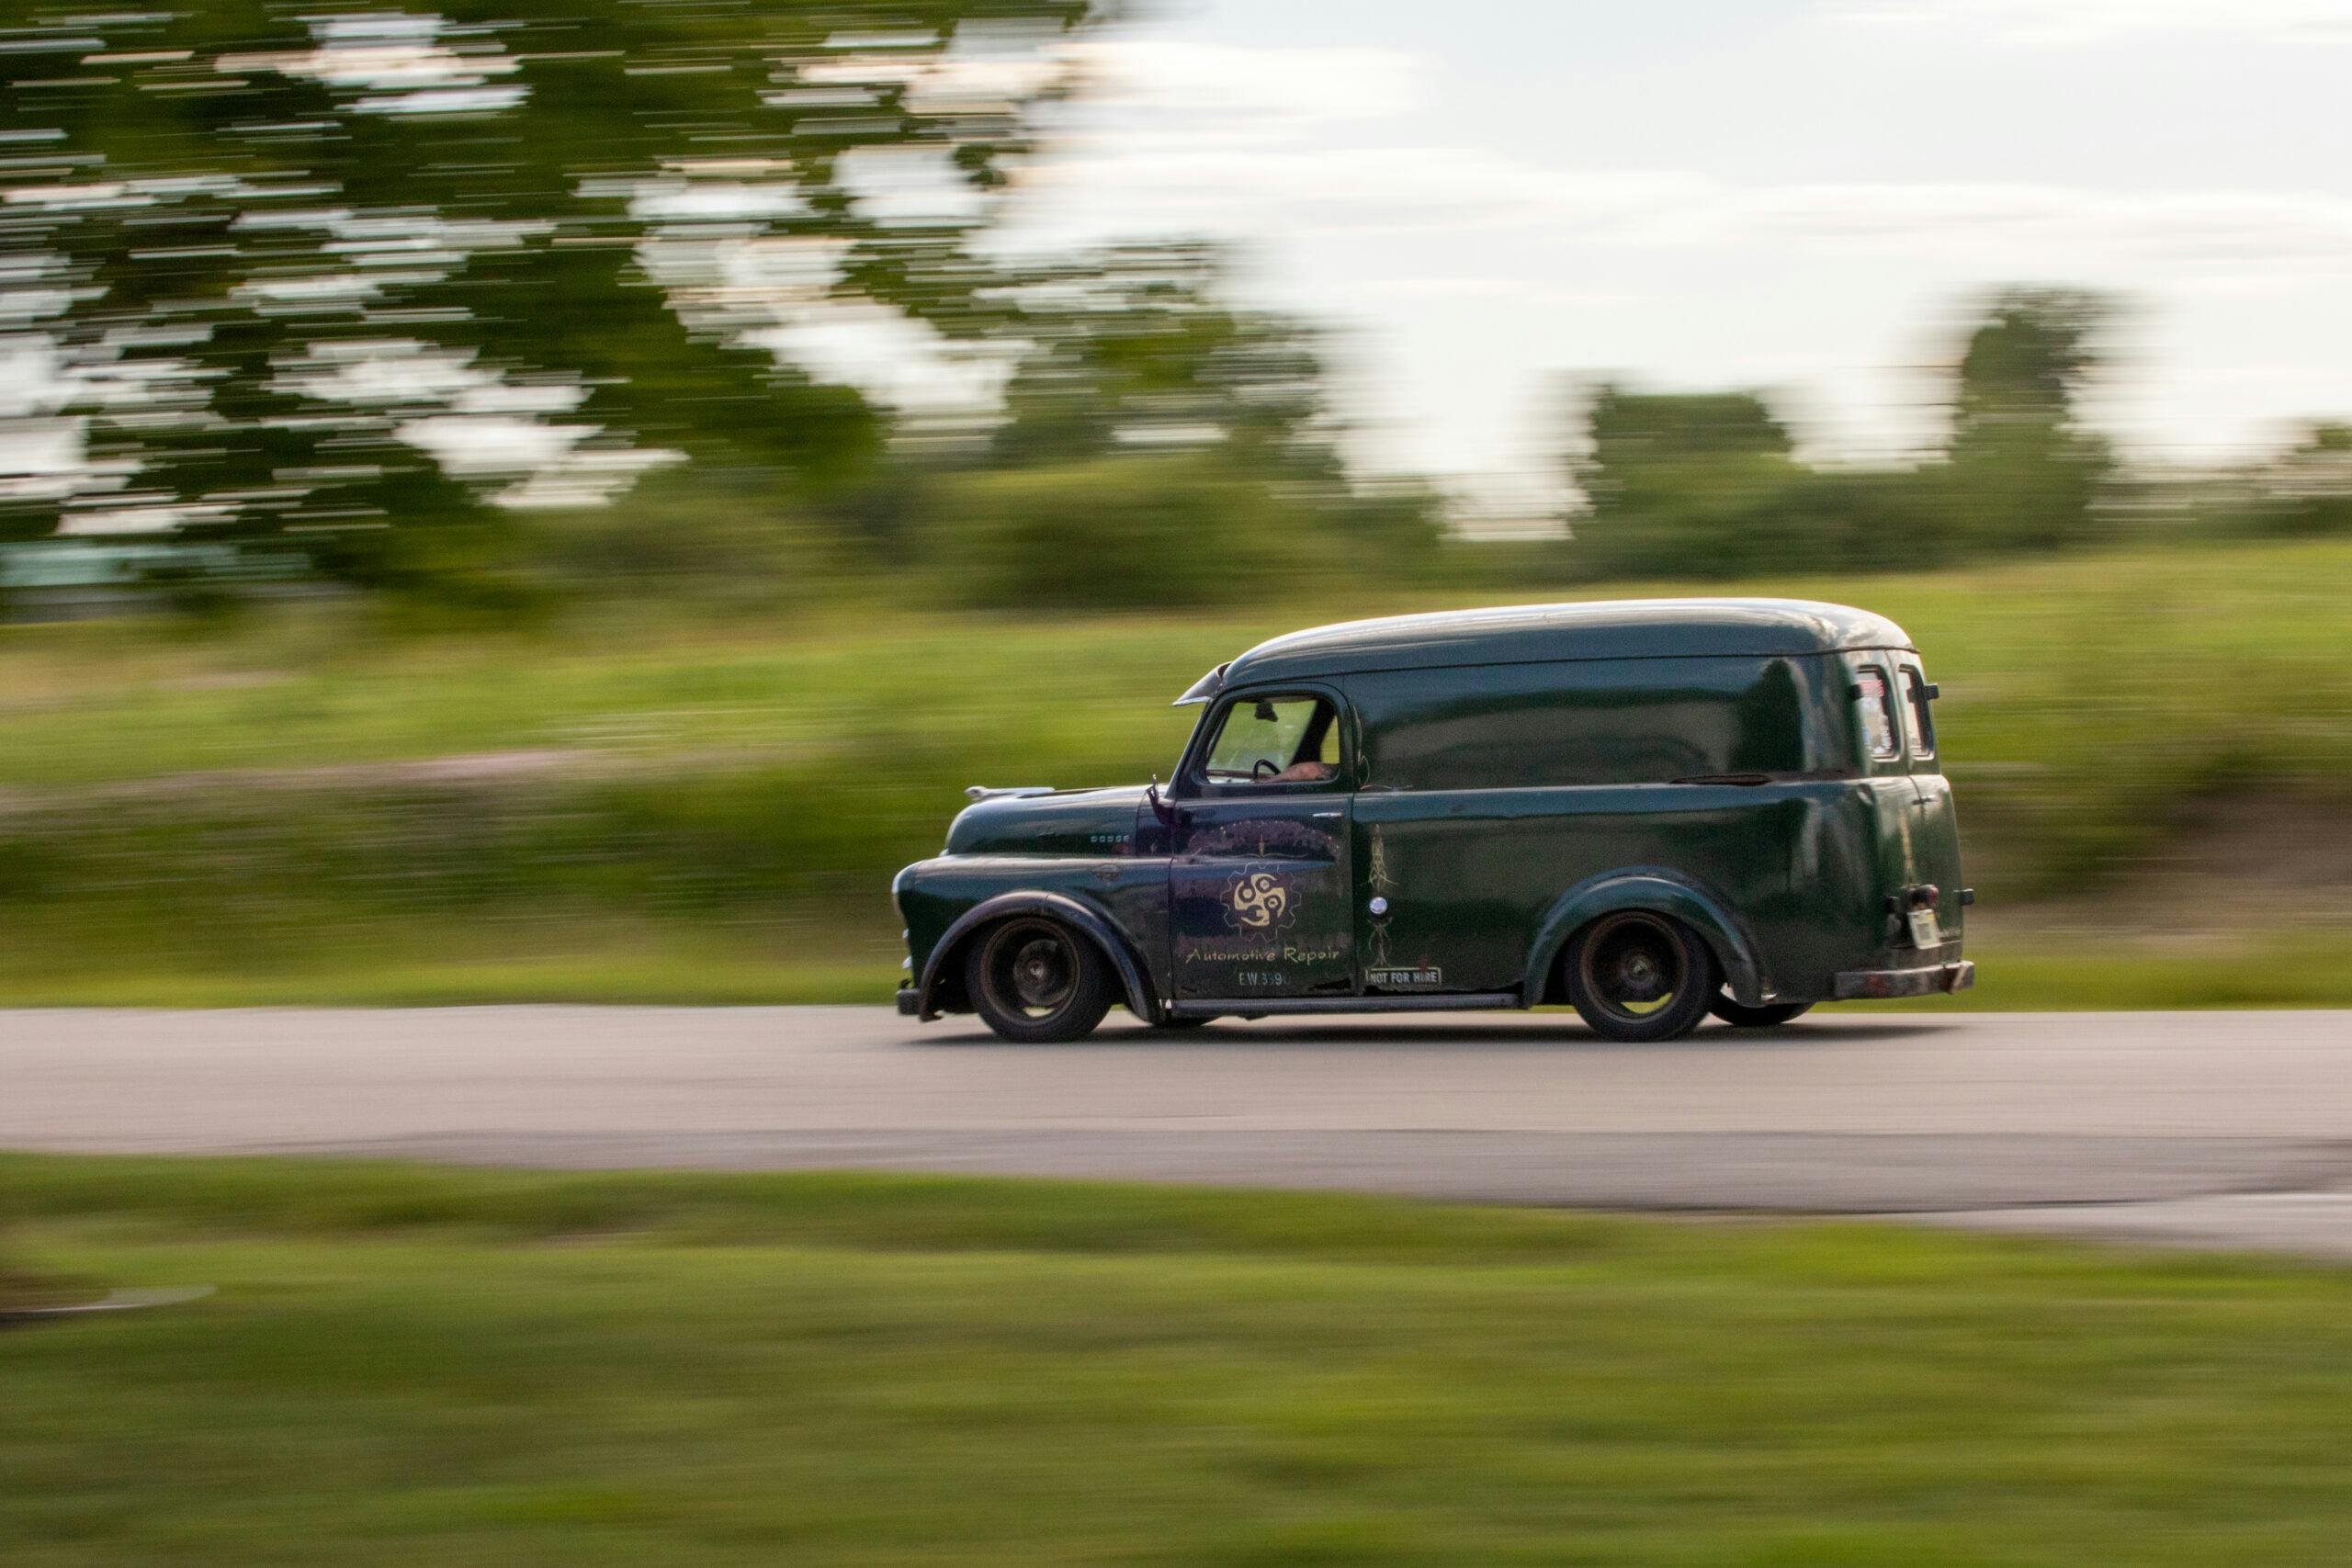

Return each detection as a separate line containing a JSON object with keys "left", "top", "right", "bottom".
{"left": 1708, "top": 991, "right": 1813, "bottom": 1029}
{"left": 1566, "top": 912, "right": 1717, "bottom": 1043}
{"left": 965, "top": 918, "right": 1114, "bottom": 1043}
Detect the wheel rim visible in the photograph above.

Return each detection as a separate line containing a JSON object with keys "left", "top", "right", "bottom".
{"left": 980, "top": 920, "right": 1078, "bottom": 1021}
{"left": 1579, "top": 913, "right": 1689, "bottom": 1024}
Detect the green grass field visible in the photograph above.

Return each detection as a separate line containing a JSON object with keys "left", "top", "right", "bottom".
{"left": 2, "top": 536, "right": 2347, "bottom": 1007}
{"left": 0, "top": 931, "right": 2347, "bottom": 1012}
{"left": 5, "top": 1156, "right": 2352, "bottom": 1565}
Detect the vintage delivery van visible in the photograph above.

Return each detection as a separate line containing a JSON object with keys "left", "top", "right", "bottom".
{"left": 894, "top": 599, "right": 1972, "bottom": 1043}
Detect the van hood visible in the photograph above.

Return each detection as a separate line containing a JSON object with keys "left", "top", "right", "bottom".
{"left": 944, "top": 785, "right": 1148, "bottom": 858}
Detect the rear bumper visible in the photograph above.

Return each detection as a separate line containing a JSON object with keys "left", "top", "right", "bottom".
{"left": 895, "top": 987, "right": 921, "bottom": 1017}
{"left": 1833, "top": 959, "right": 1974, "bottom": 1000}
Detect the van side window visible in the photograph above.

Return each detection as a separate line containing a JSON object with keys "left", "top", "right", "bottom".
{"left": 1904, "top": 669, "right": 1937, "bottom": 760}
{"left": 1201, "top": 694, "right": 1340, "bottom": 786}
{"left": 1856, "top": 670, "right": 1900, "bottom": 761}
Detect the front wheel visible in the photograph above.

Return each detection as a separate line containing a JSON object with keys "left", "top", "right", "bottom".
{"left": 1708, "top": 991, "right": 1813, "bottom": 1029}
{"left": 965, "top": 918, "right": 1114, "bottom": 1043}
{"left": 1566, "top": 912, "right": 1718, "bottom": 1043}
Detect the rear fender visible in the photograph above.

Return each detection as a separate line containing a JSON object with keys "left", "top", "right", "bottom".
{"left": 1523, "top": 869, "right": 1766, "bottom": 1008}
{"left": 917, "top": 891, "right": 1158, "bottom": 1023}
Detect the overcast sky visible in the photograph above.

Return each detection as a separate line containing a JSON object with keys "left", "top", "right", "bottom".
{"left": 1004, "top": 0, "right": 2352, "bottom": 502}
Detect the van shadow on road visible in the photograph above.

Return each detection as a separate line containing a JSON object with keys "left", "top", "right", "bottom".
{"left": 911, "top": 1018, "right": 1958, "bottom": 1050}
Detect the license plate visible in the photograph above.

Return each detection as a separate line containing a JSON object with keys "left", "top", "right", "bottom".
{"left": 1906, "top": 908, "right": 1941, "bottom": 948}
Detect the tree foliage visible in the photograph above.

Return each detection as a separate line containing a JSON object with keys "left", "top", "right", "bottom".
{"left": 1570, "top": 387, "right": 1803, "bottom": 577}
{"left": 1939, "top": 288, "right": 2116, "bottom": 557}
{"left": 2246, "top": 422, "right": 2352, "bottom": 536}
{"left": 1952, "top": 288, "right": 2108, "bottom": 423}
{"left": 0, "top": 1, "right": 1098, "bottom": 576}
{"left": 989, "top": 243, "right": 1340, "bottom": 480}
{"left": 1564, "top": 288, "right": 2124, "bottom": 579}
{"left": 899, "top": 240, "right": 1437, "bottom": 602}
{"left": 927, "top": 453, "right": 1311, "bottom": 607}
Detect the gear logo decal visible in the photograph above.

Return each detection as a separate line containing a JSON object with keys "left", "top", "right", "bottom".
{"left": 1224, "top": 869, "right": 1295, "bottom": 934}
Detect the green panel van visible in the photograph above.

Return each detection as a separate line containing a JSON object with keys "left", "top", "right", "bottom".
{"left": 894, "top": 599, "right": 1972, "bottom": 1043}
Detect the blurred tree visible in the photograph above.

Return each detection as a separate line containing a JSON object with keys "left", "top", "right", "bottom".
{"left": 889, "top": 239, "right": 1440, "bottom": 600}
{"left": 1558, "top": 289, "right": 2127, "bottom": 579}
{"left": 928, "top": 453, "right": 1309, "bottom": 607}
{"left": 1938, "top": 288, "right": 2118, "bottom": 556}
{"left": 1567, "top": 385, "right": 1806, "bottom": 578}
{"left": 2259, "top": 422, "right": 2352, "bottom": 536}
{"left": 0, "top": 1, "right": 1100, "bottom": 585}
{"left": 989, "top": 243, "right": 1344, "bottom": 482}
{"left": 1953, "top": 288, "right": 2106, "bottom": 416}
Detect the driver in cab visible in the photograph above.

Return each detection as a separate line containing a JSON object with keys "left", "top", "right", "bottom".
{"left": 1208, "top": 695, "right": 1341, "bottom": 786}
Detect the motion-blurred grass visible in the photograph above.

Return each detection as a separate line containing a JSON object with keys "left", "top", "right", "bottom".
{"left": 6, "top": 1156, "right": 2352, "bottom": 1564}
{"left": 2, "top": 536, "right": 2347, "bottom": 1007}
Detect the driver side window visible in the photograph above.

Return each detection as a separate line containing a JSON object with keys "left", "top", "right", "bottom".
{"left": 1200, "top": 694, "right": 1340, "bottom": 787}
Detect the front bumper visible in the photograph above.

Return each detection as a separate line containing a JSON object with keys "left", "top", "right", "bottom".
{"left": 1833, "top": 959, "right": 1974, "bottom": 1000}
{"left": 896, "top": 987, "right": 921, "bottom": 1017}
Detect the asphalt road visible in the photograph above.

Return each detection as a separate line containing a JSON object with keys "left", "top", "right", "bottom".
{"left": 6, "top": 1007, "right": 2351, "bottom": 1257}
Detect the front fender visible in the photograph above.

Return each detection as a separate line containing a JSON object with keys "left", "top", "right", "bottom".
{"left": 914, "top": 890, "right": 1159, "bottom": 1024}
{"left": 1522, "top": 868, "right": 1766, "bottom": 1007}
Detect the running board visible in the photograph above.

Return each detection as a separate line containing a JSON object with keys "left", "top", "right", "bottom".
{"left": 1166, "top": 993, "right": 1521, "bottom": 1019}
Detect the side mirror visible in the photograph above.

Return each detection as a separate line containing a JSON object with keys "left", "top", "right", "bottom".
{"left": 1146, "top": 778, "right": 1178, "bottom": 827}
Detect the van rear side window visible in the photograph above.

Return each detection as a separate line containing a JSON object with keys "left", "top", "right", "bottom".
{"left": 1905, "top": 669, "right": 1937, "bottom": 760}
{"left": 1857, "top": 670, "right": 1900, "bottom": 761}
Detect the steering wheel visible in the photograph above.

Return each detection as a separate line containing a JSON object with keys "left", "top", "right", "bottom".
{"left": 1251, "top": 758, "right": 1282, "bottom": 781}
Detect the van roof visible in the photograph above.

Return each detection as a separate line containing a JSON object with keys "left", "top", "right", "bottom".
{"left": 1221, "top": 598, "right": 1914, "bottom": 686}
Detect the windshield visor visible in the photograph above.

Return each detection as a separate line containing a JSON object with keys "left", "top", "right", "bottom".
{"left": 1172, "top": 661, "right": 1230, "bottom": 706}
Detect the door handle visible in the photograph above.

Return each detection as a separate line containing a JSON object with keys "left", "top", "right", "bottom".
{"left": 1310, "top": 811, "right": 1341, "bottom": 820}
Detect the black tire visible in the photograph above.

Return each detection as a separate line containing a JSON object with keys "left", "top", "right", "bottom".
{"left": 965, "top": 917, "right": 1114, "bottom": 1043}
{"left": 1566, "top": 911, "right": 1718, "bottom": 1043}
{"left": 1708, "top": 991, "right": 1814, "bottom": 1029}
